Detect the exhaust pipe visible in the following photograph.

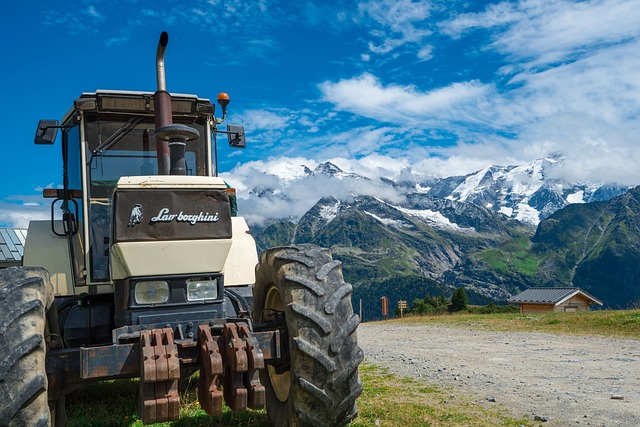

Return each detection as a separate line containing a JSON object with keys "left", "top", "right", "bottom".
{"left": 153, "top": 32, "right": 200, "bottom": 176}
{"left": 156, "top": 31, "right": 168, "bottom": 92}
{"left": 154, "top": 32, "right": 172, "bottom": 175}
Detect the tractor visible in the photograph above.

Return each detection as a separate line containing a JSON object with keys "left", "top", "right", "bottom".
{"left": 0, "top": 32, "right": 362, "bottom": 427}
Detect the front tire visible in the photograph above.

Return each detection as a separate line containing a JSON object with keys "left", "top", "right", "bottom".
{"left": 253, "top": 245, "right": 363, "bottom": 427}
{"left": 0, "top": 267, "right": 53, "bottom": 427}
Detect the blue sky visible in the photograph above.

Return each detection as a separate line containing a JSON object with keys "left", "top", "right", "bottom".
{"left": 2, "top": 0, "right": 640, "bottom": 228}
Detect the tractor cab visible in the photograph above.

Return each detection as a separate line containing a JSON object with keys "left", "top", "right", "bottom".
{"left": 31, "top": 90, "right": 245, "bottom": 286}
{"left": 78, "top": 92, "right": 215, "bottom": 283}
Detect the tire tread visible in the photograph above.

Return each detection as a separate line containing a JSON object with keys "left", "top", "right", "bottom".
{"left": 254, "top": 245, "right": 362, "bottom": 427}
{"left": 0, "top": 267, "right": 52, "bottom": 427}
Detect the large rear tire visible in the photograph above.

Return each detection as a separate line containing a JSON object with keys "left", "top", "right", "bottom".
{"left": 253, "top": 245, "right": 363, "bottom": 427}
{"left": 0, "top": 267, "right": 53, "bottom": 427}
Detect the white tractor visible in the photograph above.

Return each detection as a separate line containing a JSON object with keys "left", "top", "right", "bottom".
{"left": 0, "top": 32, "right": 362, "bottom": 427}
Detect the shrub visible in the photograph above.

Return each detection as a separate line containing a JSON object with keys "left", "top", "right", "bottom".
{"left": 408, "top": 294, "right": 450, "bottom": 315}
{"left": 449, "top": 287, "right": 468, "bottom": 313}
{"left": 468, "top": 302, "right": 519, "bottom": 314}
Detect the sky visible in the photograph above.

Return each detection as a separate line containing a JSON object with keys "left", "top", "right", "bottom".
{"left": 2, "top": 0, "right": 640, "bottom": 228}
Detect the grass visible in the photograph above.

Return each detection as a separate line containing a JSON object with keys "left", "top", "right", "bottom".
{"left": 396, "top": 309, "right": 640, "bottom": 339}
{"left": 477, "top": 237, "right": 540, "bottom": 276}
{"left": 66, "top": 363, "right": 533, "bottom": 427}
{"left": 350, "top": 364, "right": 531, "bottom": 427}
{"left": 66, "top": 374, "right": 269, "bottom": 427}
{"left": 66, "top": 309, "right": 638, "bottom": 426}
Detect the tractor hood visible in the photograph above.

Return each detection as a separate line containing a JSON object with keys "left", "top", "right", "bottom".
{"left": 110, "top": 176, "right": 233, "bottom": 279}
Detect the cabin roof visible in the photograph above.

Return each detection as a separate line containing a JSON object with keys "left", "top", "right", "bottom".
{"left": 507, "top": 287, "right": 603, "bottom": 306}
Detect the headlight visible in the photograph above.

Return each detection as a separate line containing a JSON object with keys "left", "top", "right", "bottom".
{"left": 134, "top": 281, "right": 169, "bottom": 304}
{"left": 187, "top": 278, "right": 218, "bottom": 301}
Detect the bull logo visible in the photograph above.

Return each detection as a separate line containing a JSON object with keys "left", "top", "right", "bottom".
{"left": 128, "top": 204, "right": 143, "bottom": 227}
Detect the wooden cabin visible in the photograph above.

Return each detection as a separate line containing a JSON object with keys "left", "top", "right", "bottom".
{"left": 508, "top": 287, "right": 603, "bottom": 313}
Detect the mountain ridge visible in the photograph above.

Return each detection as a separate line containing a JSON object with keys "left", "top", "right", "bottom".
{"left": 245, "top": 158, "right": 637, "bottom": 312}
{"left": 445, "top": 186, "right": 640, "bottom": 308}
{"left": 239, "top": 157, "right": 629, "bottom": 228}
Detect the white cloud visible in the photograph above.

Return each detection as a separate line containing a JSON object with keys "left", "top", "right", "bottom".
{"left": 417, "top": 45, "right": 434, "bottom": 61}
{"left": 359, "top": 0, "right": 432, "bottom": 32}
{"left": 221, "top": 149, "right": 550, "bottom": 225}
{"left": 221, "top": 157, "right": 317, "bottom": 191}
{"left": 317, "top": 0, "right": 640, "bottom": 185}
{"left": 0, "top": 202, "right": 49, "bottom": 229}
{"left": 438, "top": 0, "right": 640, "bottom": 184}
{"left": 443, "top": 0, "right": 640, "bottom": 70}
{"left": 358, "top": 0, "right": 433, "bottom": 57}
{"left": 239, "top": 109, "right": 292, "bottom": 133}
{"left": 441, "top": 2, "right": 523, "bottom": 38}
{"left": 43, "top": 8, "right": 103, "bottom": 34}
{"left": 328, "top": 154, "right": 409, "bottom": 180}
{"left": 319, "top": 73, "right": 495, "bottom": 128}
{"left": 221, "top": 154, "right": 410, "bottom": 225}
{"left": 84, "top": 5, "right": 105, "bottom": 21}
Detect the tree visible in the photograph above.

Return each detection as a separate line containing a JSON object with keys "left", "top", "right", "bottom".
{"left": 449, "top": 287, "right": 468, "bottom": 313}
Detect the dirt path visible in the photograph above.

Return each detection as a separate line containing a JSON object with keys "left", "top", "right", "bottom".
{"left": 358, "top": 322, "right": 640, "bottom": 426}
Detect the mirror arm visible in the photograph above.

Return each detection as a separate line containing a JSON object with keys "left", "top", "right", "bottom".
{"left": 211, "top": 129, "right": 238, "bottom": 136}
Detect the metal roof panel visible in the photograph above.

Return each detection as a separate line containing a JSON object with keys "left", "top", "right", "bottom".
{"left": 508, "top": 287, "right": 579, "bottom": 304}
{"left": 508, "top": 287, "right": 602, "bottom": 305}
{"left": 0, "top": 228, "right": 27, "bottom": 263}
{"left": 0, "top": 229, "right": 16, "bottom": 252}
{"left": 0, "top": 244, "right": 10, "bottom": 260}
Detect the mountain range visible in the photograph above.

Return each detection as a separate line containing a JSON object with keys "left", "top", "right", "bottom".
{"left": 246, "top": 156, "right": 629, "bottom": 227}
{"left": 243, "top": 158, "right": 637, "bottom": 314}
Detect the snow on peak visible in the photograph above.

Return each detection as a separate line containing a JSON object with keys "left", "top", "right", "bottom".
{"left": 312, "top": 162, "right": 365, "bottom": 180}
{"left": 499, "top": 206, "right": 513, "bottom": 217}
{"left": 319, "top": 200, "right": 341, "bottom": 223}
{"left": 265, "top": 162, "right": 311, "bottom": 182}
{"left": 231, "top": 155, "right": 625, "bottom": 228}
{"left": 394, "top": 206, "right": 476, "bottom": 233}
{"left": 566, "top": 191, "right": 585, "bottom": 204}
{"left": 313, "top": 162, "right": 343, "bottom": 176}
{"left": 364, "top": 211, "right": 407, "bottom": 228}
{"left": 450, "top": 159, "right": 546, "bottom": 203}
{"left": 504, "top": 160, "right": 544, "bottom": 197}
{"left": 415, "top": 183, "right": 431, "bottom": 193}
{"left": 452, "top": 165, "right": 493, "bottom": 202}
{"left": 514, "top": 203, "right": 540, "bottom": 224}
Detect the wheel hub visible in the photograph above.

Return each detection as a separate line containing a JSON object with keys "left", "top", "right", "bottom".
{"left": 264, "top": 286, "right": 291, "bottom": 402}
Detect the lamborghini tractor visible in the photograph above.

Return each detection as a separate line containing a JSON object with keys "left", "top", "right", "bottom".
{"left": 0, "top": 32, "right": 362, "bottom": 427}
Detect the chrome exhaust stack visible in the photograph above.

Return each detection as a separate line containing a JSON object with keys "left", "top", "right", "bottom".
{"left": 156, "top": 31, "right": 168, "bottom": 92}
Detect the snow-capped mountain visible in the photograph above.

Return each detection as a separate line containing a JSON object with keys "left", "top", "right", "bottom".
{"left": 229, "top": 158, "right": 630, "bottom": 227}
{"left": 264, "top": 162, "right": 312, "bottom": 182}
{"left": 248, "top": 159, "right": 640, "bottom": 307}
{"left": 255, "top": 193, "right": 525, "bottom": 284}
{"left": 311, "top": 162, "right": 366, "bottom": 180}
{"left": 423, "top": 157, "right": 629, "bottom": 224}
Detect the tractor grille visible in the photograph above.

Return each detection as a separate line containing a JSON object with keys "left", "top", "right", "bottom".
{"left": 113, "top": 189, "right": 232, "bottom": 242}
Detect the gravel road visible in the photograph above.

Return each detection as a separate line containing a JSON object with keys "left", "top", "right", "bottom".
{"left": 358, "top": 322, "right": 640, "bottom": 426}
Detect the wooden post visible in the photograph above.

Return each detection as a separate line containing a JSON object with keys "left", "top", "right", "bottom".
{"left": 381, "top": 296, "right": 388, "bottom": 320}
{"left": 359, "top": 298, "right": 363, "bottom": 322}
{"left": 398, "top": 300, "right": 407, "bottom": 318}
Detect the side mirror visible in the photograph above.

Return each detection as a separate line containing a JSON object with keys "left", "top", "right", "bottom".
{"left": 35, "top": 120, "right": 59, "bottom": 145}
{"left": 227, "top": 124, "right": 246, "bottom": 149}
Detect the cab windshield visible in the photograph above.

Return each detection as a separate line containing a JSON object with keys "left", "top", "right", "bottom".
{"left": 86, "top": 114, "right": 208, "bottom": 187}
